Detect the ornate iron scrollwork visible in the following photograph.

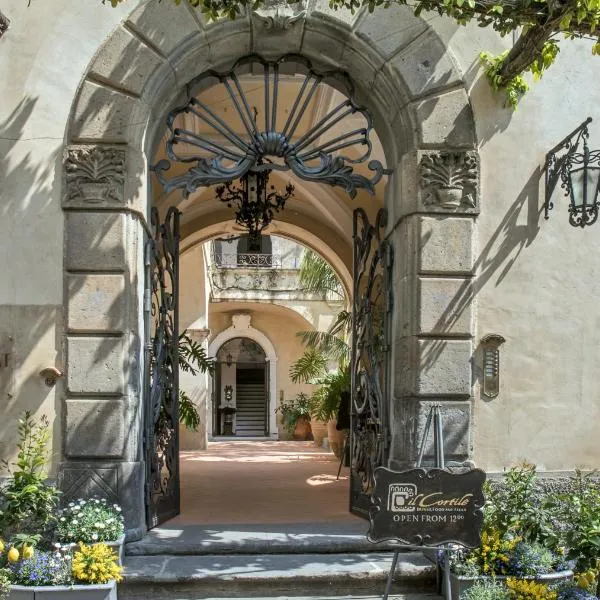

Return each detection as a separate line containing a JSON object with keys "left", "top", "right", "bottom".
{"left": 153, "top": 54, "right": 387, "bottom": 198}
{"left": 144, "top": 206, "right": 181, "bottom": 528}
{"left": 350, "top": 207, "right": 394, "bottom": 518}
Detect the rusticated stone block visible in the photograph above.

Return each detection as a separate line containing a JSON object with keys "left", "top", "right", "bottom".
{"left": 419, "top": 217, "right": 474, "bottom": 275}
{"left": 414, "top": 400, "right": 471, "bottom": 463}
{"left": 387, "top": 31, "right": 461, "bottom": 99}
{"left": 415, "top": 88, "right": 476, "bottom": 148}
{"left": 69, "top": 82, "right": 145, "bottom": 144}
{"left": 355, "top": 5, "right": 427, "bottom": 60}
{"left": 67, "top": 337, "right": 125, "bottom": 394}
{"left": 65, "top": 399, "right": 124, "bottom": 458}
{"left": 417, "top": 339, "right": 472, "bottom": 396}
{"left": 126, "top": 0, "right": 204, "bottom": 56}
{"left": 66, "top": 212, "right": 126, "bottom": 271}
{"left": 88, "top": 26, "right": 164, "bottom": 97}
{"left": 418, "top": 277, "right": 473, "bottom": 335}
{"left": 68, "top": 274, "right": 126, "bottom": 333}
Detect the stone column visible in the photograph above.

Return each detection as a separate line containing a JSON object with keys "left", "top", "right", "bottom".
{"left": 59, "top": 146, "right": 146, "bottom": 540}
{"left": 390, "top": 150, "right": 479, "bottom": 469}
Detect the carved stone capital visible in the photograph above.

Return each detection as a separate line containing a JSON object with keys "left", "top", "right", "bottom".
{"left": 63, "top": 146, "right": 126, "bottom": 207}
{"left": 419, "top": 151, "right": 479, "bottom": 214}
{"left": 0, "top": 12, "right": 9, "bottom": 39}
{"left": 252, "top": 0, "right": 306, "bottom": 30}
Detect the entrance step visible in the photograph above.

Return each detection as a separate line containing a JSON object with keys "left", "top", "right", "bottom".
{"left": 125, "top": 522, "right": 405, "bottom": 556}
{"left": 120, "top": 551, "right": 437, "bottom": 599}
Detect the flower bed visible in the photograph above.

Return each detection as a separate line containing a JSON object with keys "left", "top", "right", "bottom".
{"left": 8, "top": 580, "right": 116, "bottom": 600}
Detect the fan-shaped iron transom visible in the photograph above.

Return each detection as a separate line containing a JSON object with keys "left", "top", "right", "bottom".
{"left": 152, "top": 54, "right": 388, "bottom": 198}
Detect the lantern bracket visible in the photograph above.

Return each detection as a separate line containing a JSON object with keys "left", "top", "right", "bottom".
{"left": 545, "top": 117, "right": 600, "bottom": 228}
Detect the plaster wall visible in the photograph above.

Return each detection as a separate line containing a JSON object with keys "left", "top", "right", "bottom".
{"left": 422, "top": 21, "right": 600, "bottom": 471}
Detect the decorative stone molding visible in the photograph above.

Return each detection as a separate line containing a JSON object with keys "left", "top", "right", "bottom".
{"left": 58, "top": 465, "right": 119, "bottom": 505}
{"left": 64, "top": 146, "right": 126, "bottom": 206}
{"left": 420, "top": 151, "right": 479, "bottom": 213}
{"left": 0, "top": 12, "right": 9, "bottom": 39}
{"left": 232, "top": 313, "right": 252, "bottom": 330}
{"left": 253, "top": 0, "right": 306, "bottom": 30}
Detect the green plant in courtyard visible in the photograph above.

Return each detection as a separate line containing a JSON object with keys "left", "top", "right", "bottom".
{"left": 103, "top": 0, "right": 600, "bottom": 107}
{"left": 178, "top": 330, "right": 214, "bottom": 431}
{"left": 0, "top": 412, "right": 60, "bottom": 540}
{"left": 275, "top": 393, "right": 312, "bottom": 437}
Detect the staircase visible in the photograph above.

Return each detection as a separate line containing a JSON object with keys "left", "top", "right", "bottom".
{"left": 235, "top": 382, "right": 266, "bottom": 436}
{"left": 120, "top": 522, "right": 439, "bottom": 600}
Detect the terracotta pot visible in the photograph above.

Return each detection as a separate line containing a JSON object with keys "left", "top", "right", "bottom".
{"left": 327, "top": 419, "right": 347, "bottom": 458}
{"left": 310, "top": 419, "right": 328, "bottom": 447}
{"left": 293, "top": 416, "right": 313, "bottom": 441}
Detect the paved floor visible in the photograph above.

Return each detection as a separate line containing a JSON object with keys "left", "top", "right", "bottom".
{"left": 171, "top": 440, "right": 352, "bottom": 525}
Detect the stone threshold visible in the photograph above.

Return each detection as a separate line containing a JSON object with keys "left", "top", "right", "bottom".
{"left": 125, "top": 522, "right": 405, "bottom": 556}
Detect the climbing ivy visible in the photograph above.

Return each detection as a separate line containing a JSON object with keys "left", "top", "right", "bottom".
{"left": 105, "top": 0, "right": 600, "bottom": 107}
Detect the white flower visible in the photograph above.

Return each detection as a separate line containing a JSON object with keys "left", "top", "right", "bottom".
{"left": 98, "top": 523, "right": 105, "bottom": 529}
{"left": 92, "top": 533, "right": 98, "bottom": 541}
{"left": 73, "top": 506, "right": 80, "bottom": 512}
{"left": 72, "top": 519, "right": 78, "bottom": 525}
{"left": 54, "top": 543, "right": 61, "bottom": 549}
{"left": 115, "top": 507, "right": 122, "bottom": 512}
{"left": 69, "top": 502, "right": 74, "bottom": 507}
{"left": 60, "top": 517, "right": 66, "bottom": 522}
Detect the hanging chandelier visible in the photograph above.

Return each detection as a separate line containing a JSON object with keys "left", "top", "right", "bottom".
{"left": 215, "top": 169, "right": 294, "bottom": 240}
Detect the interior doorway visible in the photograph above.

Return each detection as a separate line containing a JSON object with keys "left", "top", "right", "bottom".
{"left": 214, "top": 337, "right": 268, "bottom": 437}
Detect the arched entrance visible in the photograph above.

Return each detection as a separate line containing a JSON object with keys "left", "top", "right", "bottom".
{"left": 214, "top": 337, "right": 268, "bottom": 437}
{"left": 60, "top": 1, "right": 479, "bottom": 539}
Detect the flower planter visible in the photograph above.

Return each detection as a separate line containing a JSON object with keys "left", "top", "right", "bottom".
{"left": 443, "top": 570, "right": 574, "bottom": 600}
{"left": 293, "top": 416, "right": 313, "bottom": 441}
{"left": 326, "top": 419, "right": 347, "bottom": 459}
{"left": 9, "top": 580, "right": 117, "bottom": 600}
{"left": 310, "top": 419, "right": 328, "bottom": 447}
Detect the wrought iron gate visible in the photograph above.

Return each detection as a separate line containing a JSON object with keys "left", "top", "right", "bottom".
{"left": 350, "top": 207, "right": 394, "bottom": 518}
{"left": 144, "top": 206, "right": 181, "bottom": 528}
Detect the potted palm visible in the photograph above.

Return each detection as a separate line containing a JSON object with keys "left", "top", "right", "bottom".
{"left": 275, "top": 393, "right": 313, "bottom": 440}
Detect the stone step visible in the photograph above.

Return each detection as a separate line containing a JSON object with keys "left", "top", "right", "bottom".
{"left": 120, "top": 551, "right": 437, "bottom": 599}
{"left": 125, "top": 523, "right": 405, "bottom": 557}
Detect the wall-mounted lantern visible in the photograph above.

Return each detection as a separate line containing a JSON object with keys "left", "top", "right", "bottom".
{"left": 545, "top": 117, "right": 600, "bottom": 228}
{"left": 480, "top": 334, "right": 505, "bottom": 399}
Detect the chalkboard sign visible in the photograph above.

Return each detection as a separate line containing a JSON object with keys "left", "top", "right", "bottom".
{"left": 368, "top": 467, "right": 486, "bottom": 547}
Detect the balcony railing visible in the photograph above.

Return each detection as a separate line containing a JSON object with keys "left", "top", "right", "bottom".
{"left": 212, "top": 253, "right": 300, "bottom": 269}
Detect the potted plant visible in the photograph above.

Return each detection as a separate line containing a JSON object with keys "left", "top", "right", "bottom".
{"left": 5, "top": 541, "right": 122, "bottom": 600}
{"left": 442, "top": 463, "right": 600, "bottom": 600}
{"left": 275, "top": 393, "right": 313, "bottom": 440}
{"left": 56, "top": 499, "right": 125, "bottom": 566}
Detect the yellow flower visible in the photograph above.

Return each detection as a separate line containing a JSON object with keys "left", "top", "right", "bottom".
{"left": 72, "top": 543, "right": 123, "bottom": 585}
{"left": 22, "top": 545, "right": 34, "bottom": 559}
{"left": 7, "top": 547, "right": 19, "bottom": 563}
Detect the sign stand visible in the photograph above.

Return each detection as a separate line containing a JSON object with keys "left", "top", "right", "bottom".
{"left": 377, "top": 404, "right": 484, "bottom": 600}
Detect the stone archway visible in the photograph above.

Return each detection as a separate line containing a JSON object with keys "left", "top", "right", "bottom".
{"left": 208, "top": 314, "right": 279, "bottom": 439}
{"left": 60, "top": 0, "right": 479, "bottom": 538}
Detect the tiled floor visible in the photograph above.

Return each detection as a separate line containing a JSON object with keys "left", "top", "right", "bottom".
{"left": 170, "top": 440, "right": 352, "bottom": 525}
